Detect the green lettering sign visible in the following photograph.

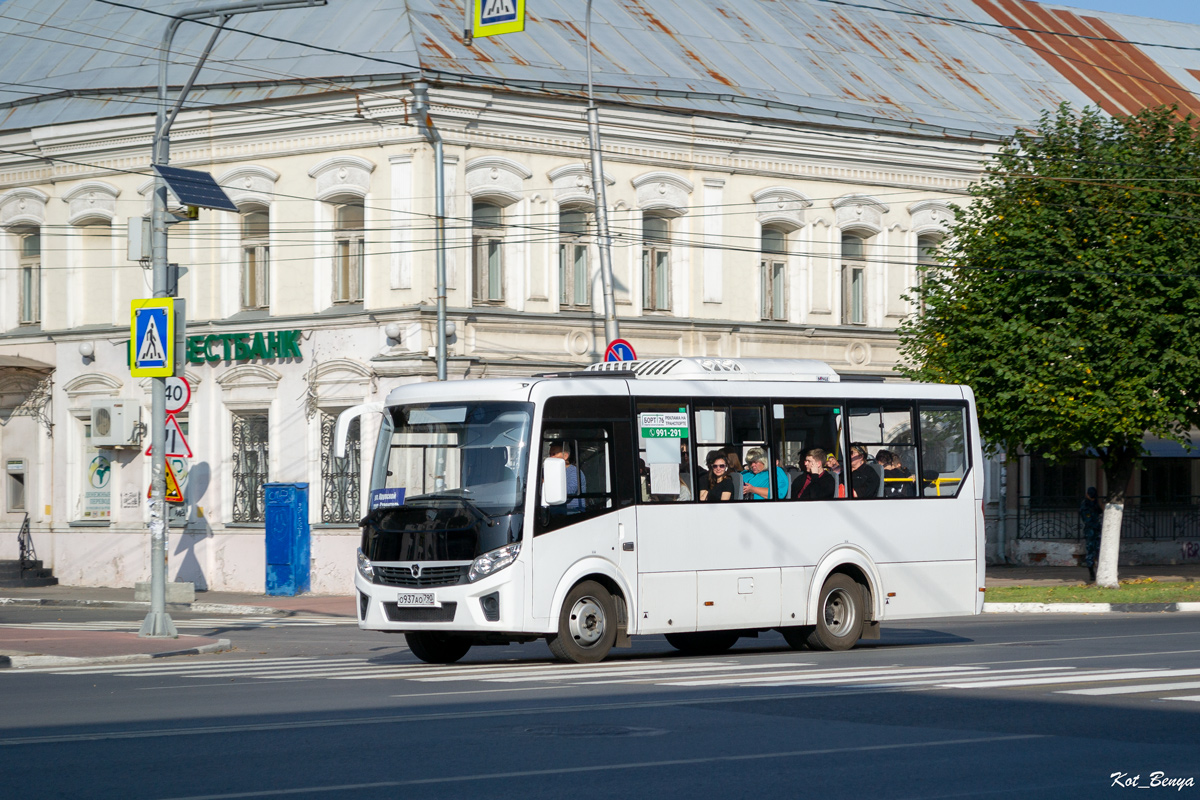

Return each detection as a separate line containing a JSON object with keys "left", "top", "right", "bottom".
{"left": 185, "top": 329, "right": 303, "bottom": 365}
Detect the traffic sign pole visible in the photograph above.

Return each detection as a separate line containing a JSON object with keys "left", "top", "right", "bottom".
{"left": 139, "top": 0, "right": 316, "bottom": 639}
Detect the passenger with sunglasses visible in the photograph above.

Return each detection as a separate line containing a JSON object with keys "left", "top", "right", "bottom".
{"left": 701, "top": 449, "right": 734, "bottom": 502}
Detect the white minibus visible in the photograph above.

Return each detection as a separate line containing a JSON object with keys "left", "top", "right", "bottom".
{"left": 338, "top": 358, "right": 985, "bottom": 664}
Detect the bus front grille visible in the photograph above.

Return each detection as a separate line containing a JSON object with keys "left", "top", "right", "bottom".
{"left": 375, "top": 565, "right": 466, "bottom": 588}
{"left": 383, "top": 602, "right": 457, "bottom": 623}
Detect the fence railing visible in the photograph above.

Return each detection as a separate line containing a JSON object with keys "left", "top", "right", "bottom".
{"left": 1015, "top": 496, "right": 1200, "bottom": 541}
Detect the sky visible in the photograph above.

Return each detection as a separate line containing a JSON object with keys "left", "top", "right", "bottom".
{"left": 1046, "top": 0, "right": 1200, "bottom": 25}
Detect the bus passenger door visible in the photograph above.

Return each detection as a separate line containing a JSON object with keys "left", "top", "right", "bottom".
{"left": 531, "top": 399, "right": 636, "bottom": 627}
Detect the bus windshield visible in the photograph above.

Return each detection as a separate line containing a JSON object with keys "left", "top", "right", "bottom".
{"left": 372, "top": 401, "right": 533, "bottom": 518}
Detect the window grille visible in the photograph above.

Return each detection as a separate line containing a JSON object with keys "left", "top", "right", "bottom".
{"left": 231, "top": 412, "right": 269, "bottom": 523}
{"left": 321, "top": 412, "right": 360, "bottom": 523}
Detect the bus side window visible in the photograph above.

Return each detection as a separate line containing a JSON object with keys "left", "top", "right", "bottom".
{"left": 845, "top": 403, "right": 918, "bottom": 499}
{"left": 536, "top": 426, "right": 615, "bottom": 534}
{"left": 918, "top": 404, "right": 970, "bottom": 498}
{"left": 637, "top": 401, "right": 693, "bottom": 502}
{"left": 776, "top": 403, "right": 844, "bottom": 500}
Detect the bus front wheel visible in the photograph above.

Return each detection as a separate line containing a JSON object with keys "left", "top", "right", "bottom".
{"left": 405, "top": 632, "right": 472, "bottom": 664}
{"left": 806, "top": 574, "right": 866, "bottom": 651}
{"left": 548, "top": 581, "right": 617, "bottom": 664}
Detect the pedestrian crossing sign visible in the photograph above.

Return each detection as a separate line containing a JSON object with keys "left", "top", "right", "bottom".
{"left": 473, "top": 0, "right": 524, "bottom": 38}
{"left": 130, "top": 298, "right": 174, "bottom": 377}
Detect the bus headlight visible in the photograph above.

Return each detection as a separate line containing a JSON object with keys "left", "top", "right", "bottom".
{"left": 356, "top": 548, "right": 375, "bottom": 583}
{"left": 469, "top": 543, "right": 521, "bottom": 583}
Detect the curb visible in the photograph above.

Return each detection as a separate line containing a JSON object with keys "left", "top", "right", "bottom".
{"left": 1, "top": 638, "right": 233, "bottom": 669}
{"left": 0, "top": 597, "right": 284, "bottom": 616}
{"left": 984, "top": 602, "right": 1200, "bottom": 614}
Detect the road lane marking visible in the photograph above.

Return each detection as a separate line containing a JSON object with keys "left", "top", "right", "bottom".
{"left": 152, "top": 734, "right": 1048, "bottom": 800}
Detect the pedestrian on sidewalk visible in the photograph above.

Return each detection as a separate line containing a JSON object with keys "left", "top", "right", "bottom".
{"left": 1079, "top": 487, "right": 1103, "bottom": 582}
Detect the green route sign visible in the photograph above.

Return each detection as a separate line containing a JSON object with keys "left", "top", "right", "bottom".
{"left": 639, "top": 412, "right": 688, "bottom": 439}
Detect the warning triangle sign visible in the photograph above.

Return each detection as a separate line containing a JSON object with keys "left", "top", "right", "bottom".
{"left": 147, "top": 459, "right": 185, "bottom": 503}
{"left": 144, "top": 414, "right": 193, "bottom": 458}
{"left": 137, "top": 313, "right": 166, "bottom": 363}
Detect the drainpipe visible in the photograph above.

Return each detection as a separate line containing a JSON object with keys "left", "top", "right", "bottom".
{"left": 412, "top": 81, "right": 447, "bottom": 381}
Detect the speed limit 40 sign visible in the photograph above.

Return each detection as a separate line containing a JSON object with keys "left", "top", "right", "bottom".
{"left": 164, "top": 377, "right": 191, "bottom": 415}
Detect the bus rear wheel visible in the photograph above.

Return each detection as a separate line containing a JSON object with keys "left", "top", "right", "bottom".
{"left": 405, "top": 632, "right": 472, "bottom": 664}
{"left": 806, "top": 574, "right": 866, "bottom": 652}
{"left": 548, "top": 581, "right": 617, "bottom": 664}
{"left": 665, "top": 631, "right": 740, "bottom": 656}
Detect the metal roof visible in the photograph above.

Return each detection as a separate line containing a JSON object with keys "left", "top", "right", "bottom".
{"left": 1, "top": 0, "right": 1200, "bottom": 138}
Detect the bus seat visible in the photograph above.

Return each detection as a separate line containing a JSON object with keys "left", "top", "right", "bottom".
{"left": 870, "top": 462, "right": 885, "bottom": 497}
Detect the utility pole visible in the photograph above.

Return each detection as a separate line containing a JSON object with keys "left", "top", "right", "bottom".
{"left": 585, "top": 0, "right": 620, "bottom": 347}
{"left": 141, "top": 0, "right": 325, "bottom": 637}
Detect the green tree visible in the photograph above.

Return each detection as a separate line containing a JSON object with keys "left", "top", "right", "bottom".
{"left": 898, "top": 104, "right": 1200, "bottom": 588}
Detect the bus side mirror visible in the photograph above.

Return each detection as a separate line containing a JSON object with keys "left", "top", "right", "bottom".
{"left": 542, "top": 457, "right": 567, "bottom": 507}
{"left": 335, "top": 403, "right": 383, "bottom": 458}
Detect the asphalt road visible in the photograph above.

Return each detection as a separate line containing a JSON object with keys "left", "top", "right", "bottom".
{"left": 1, "top": 607, "right": 1198, "bottom": 799}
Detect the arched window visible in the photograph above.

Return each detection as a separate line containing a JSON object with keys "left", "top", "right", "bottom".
{"left": 642, "top": 215, "right": 671, "bottom": 311}
{"left": 842, "top": 234, "right": 867, "bottom": 325}
{"left": 240, "top": 207, "right": 269, "bottom": 310}
{"left": 18, "top": 227, "right": 40, "bottom": 324}
{"left": 333, "top": 200, "right": 364, "bottom": 304}
{"left": 473, "top": 201, "right": 505, "bottom": 304}
{"left": 760, "top": 227, "right": 787, "bottom": 321}
{"left": 559, "top": 207, "right": 591, "bottom": 308}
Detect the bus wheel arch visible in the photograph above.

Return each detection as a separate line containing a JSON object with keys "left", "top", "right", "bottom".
{"left": 548, "top": 562, "right": 634, "bottom": 644}
{"left": 547, "top": 578, "right": 620, "bottom": 663}
{"left": 804, "top": 549, "right": 882, "bottom": 651}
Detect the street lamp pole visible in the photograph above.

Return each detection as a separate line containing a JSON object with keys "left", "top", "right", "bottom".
{"left": 585, "top": 0, "right": 620, "bottom": 348}
{"left": 141, "top": 0, "right": 325, "bottom": 638}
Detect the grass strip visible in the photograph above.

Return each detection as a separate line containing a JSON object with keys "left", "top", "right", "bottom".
{"left": 985, "top": 580, "right": 1200, "bottom": 604}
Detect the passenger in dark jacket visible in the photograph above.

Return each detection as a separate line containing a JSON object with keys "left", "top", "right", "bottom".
{"left": 876, "top": 449, "right": 916, "bottom": 498}
{"left": 793, "top": 448, "right": 836, "bottom": 500}
{"left": 848, "top": 446, "right": 880, "bottom": 498}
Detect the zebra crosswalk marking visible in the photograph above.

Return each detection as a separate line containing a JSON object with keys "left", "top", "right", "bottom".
{"left": 1058, "top": 680, "right": 1200, "bottom": 696}
{"left": 659, "top": 666, "right": 1079, "bottom": 689}
{"left": 658, "top": 664, "right": 994, "bottom": 688}
{"left": 937, "top": 666, "right": 1200, "bottom": 690}
{"left": 417, "top": 661, "right": 809, "bottom": 683}
{"left": 9, "top": 655, "right": 1200, "bottom": 703}
{"left": 0, "top": 617, "right": 354, "bottom": 632}
{"left": 19, "top": 658, "right": 354, "bottom": 676}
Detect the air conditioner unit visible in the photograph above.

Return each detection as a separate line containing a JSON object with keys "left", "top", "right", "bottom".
{"left": 90, "top": 399, "right": 141, "bottom": 448}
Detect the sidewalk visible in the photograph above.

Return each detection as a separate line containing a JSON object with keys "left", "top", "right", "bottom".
{"left": 984, "top": 564, "right": 1200, "bottom": 587}
{"left": 0, "top": 585, "right": 355, "bottom": 669}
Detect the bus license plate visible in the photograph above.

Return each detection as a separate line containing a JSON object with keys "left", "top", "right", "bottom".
{"left": 397, "top": 592, "right": 437, "bottom": 607}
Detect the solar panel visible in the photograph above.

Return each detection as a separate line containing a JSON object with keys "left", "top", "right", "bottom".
{"left": 153, "top": 165, "right": 239, "bottom": 212}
